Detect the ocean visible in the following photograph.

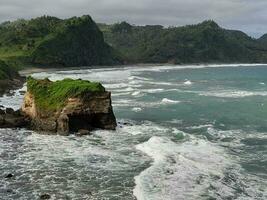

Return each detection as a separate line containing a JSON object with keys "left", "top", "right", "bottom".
{"left": 0, "top": 64, "right": 267, "bottom": 199}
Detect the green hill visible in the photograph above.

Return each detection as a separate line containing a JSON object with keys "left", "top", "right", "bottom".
{"left": 100, "top": 20, "right": 267, "bottom": 64}
{"left": 258, "top": 34, "right": 267, "bottom": 45}
{"left": 0, "top": 60, "right": 24, "bottom": 94}
{"left": 0, "top": 60, "right": 20, "bottom": 80}
{"left": 0, "top": 15, "right": 122, "bottom": 68}
{"left": 1, "top": 16, "right": 267, "bottom": 68}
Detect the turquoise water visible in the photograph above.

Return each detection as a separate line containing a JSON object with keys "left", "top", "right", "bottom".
{"left": 0, "top": 64, "right": 267, "bottom": 199}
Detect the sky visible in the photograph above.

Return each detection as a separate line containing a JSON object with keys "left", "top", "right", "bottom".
{"left": 0, "top": 0, "right": 266, "bottom": 38}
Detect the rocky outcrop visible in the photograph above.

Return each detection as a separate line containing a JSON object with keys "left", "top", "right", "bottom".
{"left": 0, "top": 107, "right": 29, "bottom": 128}
{"left": 21, "top": 91, "right": 117, "bottom": 135}
{"left": 0, "top": 60, "right": 25, "bottom": 96}
{"left": 0, "top": 77, "right": 117, "bottom": 135}
{"left": 0, "top": 78, "right": 25, "bottom": 96}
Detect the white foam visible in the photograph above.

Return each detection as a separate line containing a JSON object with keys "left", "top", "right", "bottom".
{"left": 132, "top": 91, "right": 142, "bottom": 96}
{"left": 134, "top": 136, "right": 232, "bottom": 200}
{"left": 189, "top": 124, "right": 214, "bottom": 129}
{"left": 113, "top": 98, "right": 182, "bottom": 108}
{"left": 166, "top": 119, "right": 184, "bottom": 124}
{"left": 143, "top": 88, "right": 164, "bottom": 93}
{"left": 198, "top": 90, "right": 267, "bottom": 98}
{"left": 0, "top": 85, "right": 26, "bottom": 110}
{"left": 184, "top": 80, "right": 193, "bottom": 85}
{"left": 145, "top": 81, "right": 175, "bottom": 86}
{"left": 31, "top": 63, "right": 267, "bottom": 85}
{"left": 113, "top": 87, "right": 136, "bottom": 93}
{"left": 132, "top": 107, "right": 142, "bottom": 112}
{"left": 104, "top": 83, "right": 129, "bottom": 89}
{"left": 128, "top": 76, "right": 152, "bottom": 81}
{"left": 161, "top": 98, "right": 180, "bottom": 104}
{"left": 127, "top": 63, "right": 267, "bottom": 74}
{"left": 111, "top": 92, "right": 132, "bottom": 97}
{"left": 118, "top": 121, "right": 169, "bottom": 136}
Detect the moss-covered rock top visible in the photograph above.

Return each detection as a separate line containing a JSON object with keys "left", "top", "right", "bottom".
{"left": 27, "top": 77, "right": 105, "bottom": 112}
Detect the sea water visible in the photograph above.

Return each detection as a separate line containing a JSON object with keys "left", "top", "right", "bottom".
{"left": 0, "top": 64, "right": 267, "bottom": 199}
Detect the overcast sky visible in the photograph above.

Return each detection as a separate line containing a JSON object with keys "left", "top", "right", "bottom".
{"left": 0, "top": 0, "right": 266, "bottom": 38}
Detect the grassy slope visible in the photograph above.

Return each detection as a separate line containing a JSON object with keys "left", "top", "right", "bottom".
{"left": 0, "top": 15, "right": 121, "bottom": 69}
{"left": 0, "top": 60, "right": 19, "bottom": 80}
{"left": 100, "top": 21, "right": 267, "bottom": 64}
{"left": 1, "top": 16, "right": 267, "bottom": 68}
{"left": 0, "top": 17, "right": 60, "bottom": 69}
{"left": 0, "top": 60, "right": 24, "bottom": 95}
{"left": 27, "top": 77, "right": 105, "bottom": 112}
{"left": 258, "top": 34, "right": 267, "bottom": 45}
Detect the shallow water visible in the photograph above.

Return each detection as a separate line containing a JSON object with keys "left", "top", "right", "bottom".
{"left": 1, "top": 64, "right": 267, "bottom": 200}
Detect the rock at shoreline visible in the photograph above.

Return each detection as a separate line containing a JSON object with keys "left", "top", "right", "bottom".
{"left": 5, "top": 173, "right": 14, "bottom": 179}
{"left": 0, "top": 60, "right": 25, "bottom": 96}
{"left": 0, "top": 108, "right": 29, "bottom": 128}
{"left": 39, "top": 194, "right": 51, "bottom": 199}
{"left": 21, "top": 77, "right": 117, "bottom": 135}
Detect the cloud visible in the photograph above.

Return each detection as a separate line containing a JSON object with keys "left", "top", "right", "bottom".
{"left": 0, "top": 0, "right": 266, "bottom": 37}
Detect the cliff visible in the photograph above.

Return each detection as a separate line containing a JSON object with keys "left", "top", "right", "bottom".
{"left": 21, "top": 77, "right": 116, "bottom": 135}
{"left": 0, "top": 15, "right": 122, "bottom": 68}
{"left": 0, "top": 60, "right": 24, "bottom": 95}
{"left": 2, "top": 15, "right": 267, "bottom": 68}
{"left": 31, "top": 16, "right": 122, "bottom": 66}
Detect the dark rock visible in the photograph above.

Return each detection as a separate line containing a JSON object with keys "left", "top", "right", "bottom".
{"left": 166, "top": 169, "right": 174, "bottom": 175}
{"left": 0, "top": 109, "right": 5, "bottom": 115}
{"left": 13, "top": 110, "right": 22, "bottom": 117}
{"left": 118, "top": 121, "right": 134, "bottom": 126}
{"left": 31, "top": 118, "right": 57, "bottom": 133}
{"left": 0, "top": 115, "right": 4, "bottom": 125}
{"left": 5, "top": 108, "right": 14, "bottom": 114}
{"left": 5, "top": 92, "right": 14, "bottom": 97}
{"left": 19, "top": 91, "right": 26, "bottom": 95}
{"left": 0, "top": 71, "right": 25, "bottom": 97}
{"left": 40, "top": 194, "right": 51, "bottom": 199}
{"left": 0, "top": 107, "right": 29, "bottom": 128}
{"left": 5, "top": 115, "right": 27, "bottom": 128}
{"left": 123, "top": 122, "right": 133, "bottom": 126}
{"left": 6, "top": 189, "right": 13, "bottom": 193}
{"left": 5, "top": 173, "right": 13, "bottom": 178}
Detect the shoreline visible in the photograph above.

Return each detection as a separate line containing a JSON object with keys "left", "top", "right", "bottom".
{"left": 19, "top": 62, "right": 267, "bottom": 77}
{"left": 0, "top": 78, "right": 25, "bottom": 97}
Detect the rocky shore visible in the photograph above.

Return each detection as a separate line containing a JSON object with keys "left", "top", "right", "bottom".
{"left": 0, "top": 77, "right": 117, "bottom": 135}
{"left": 0, "top": 60, "right": 25, "bottom": 96}
{"left": 0, "top": 107, "right": 28, "bottom": 128}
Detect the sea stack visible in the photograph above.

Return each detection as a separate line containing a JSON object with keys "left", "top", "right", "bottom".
{"left": 21, "top": 77, "right": 117, "bottom": 135}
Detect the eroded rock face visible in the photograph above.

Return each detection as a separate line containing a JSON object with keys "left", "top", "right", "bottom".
{"left": 21, "top": 91, "right": 117, "bottom": 135}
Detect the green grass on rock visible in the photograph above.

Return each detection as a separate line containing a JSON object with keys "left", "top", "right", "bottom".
{"left": 27, "top": 77, "right": 105, "bottom": 112}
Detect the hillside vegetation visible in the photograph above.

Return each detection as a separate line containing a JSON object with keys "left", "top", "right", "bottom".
{"left": 99, "top": 20, "right": 267, "bottom": 64}
{"left": 1, "top": 16, "right": 267, "bottom": 69}
{"left": 0, "top": 60, "right": 24, "bottom": 95}
{"left": 0, "top": 15, "right": 122, "bottom": 68}
{"left": 258, "top": 34, "right": 267, "bottom": 45}
{"left": 0, "top": 60, "right": 20, "bottom": 80}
